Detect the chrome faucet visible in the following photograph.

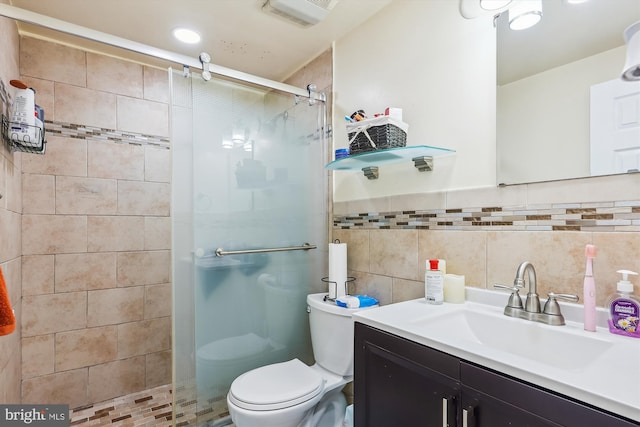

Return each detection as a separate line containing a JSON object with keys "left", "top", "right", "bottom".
{"left": 515, "top": 261, "right": 541, "bottom": 314}
{"left": 495, "top": 261, "right": 579, "bottom": 326}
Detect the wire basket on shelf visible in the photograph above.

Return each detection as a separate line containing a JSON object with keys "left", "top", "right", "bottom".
{"left": 1, "top": 114, "right": 46, "bottom": 154}
{"left": 347, "top": 116, "right": 408, "bottom": 155}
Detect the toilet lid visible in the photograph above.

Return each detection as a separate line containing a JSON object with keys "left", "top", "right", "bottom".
{"left": 229, "top": 359, "right": 324, "bottom": 411}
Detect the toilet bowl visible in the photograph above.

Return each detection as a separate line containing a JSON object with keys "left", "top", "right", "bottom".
{"left": 196, "top": 333, "right": 276, "bottom": 400}
{"left": 227, "top": 293, "right": 378, "bottom": 427}
{"left": 228, "top": 359, "right": 347, "bottom": 427}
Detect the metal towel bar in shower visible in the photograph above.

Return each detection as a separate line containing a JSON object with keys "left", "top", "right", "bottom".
{"left": 214, "top": 243, "right": 317, "bottom": 257}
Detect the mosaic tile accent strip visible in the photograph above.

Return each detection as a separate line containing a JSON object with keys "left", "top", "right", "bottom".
{"left": 44, "top": 120, "right": 170, "bottom": 149}
{"left": 70, "top": 385, "right": 234, "bottom": 427}
{"left": 70, "top": 385, "right": 174, "bottom": 426}
{"left": 173, "top": 382, "right": 232, "bottom": 427}
{"left": 334, "top": 201, "right": 640, "bottom": 232}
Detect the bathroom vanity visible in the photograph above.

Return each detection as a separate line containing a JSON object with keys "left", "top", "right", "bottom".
{"left": 352, "top": 289, "right": 640, "bottom": 427}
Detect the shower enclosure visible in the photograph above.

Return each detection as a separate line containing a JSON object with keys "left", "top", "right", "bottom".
{"left": 170, "top": 69, "right": 329, "bottom": 426}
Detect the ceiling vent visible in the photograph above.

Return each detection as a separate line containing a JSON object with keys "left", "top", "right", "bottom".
{"left": 262, "top": 0, "right": 340, "bottom": 27}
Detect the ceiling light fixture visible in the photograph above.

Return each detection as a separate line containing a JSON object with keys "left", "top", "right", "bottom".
{"left": 622, "top": 21, "right": 640, "bottom": 81}
{"left": 564, "top": 0, "right": 589, "bottom": 4}
{"left": 172, "top": 28, "right": 201, "bottom": 44}
{"left": 508, "top": 0, "right": 543, "bottom": 31}
{"left": 480, "top": 0, "right": 512, "bottom": 10}
{"left": 459, "top": 0, "right": 514, "bottom": 19}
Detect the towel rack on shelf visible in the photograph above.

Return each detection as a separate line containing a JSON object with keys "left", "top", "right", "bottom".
{"left": 213, "top": 243, "right": 317, "bottom": 257}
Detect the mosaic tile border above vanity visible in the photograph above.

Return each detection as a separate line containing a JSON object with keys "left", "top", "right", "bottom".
{"left": 44, "top": 120, "right": 170, "bottom": 148}
{"left": 334, "top": 200, "right": 640, "bottom": 232}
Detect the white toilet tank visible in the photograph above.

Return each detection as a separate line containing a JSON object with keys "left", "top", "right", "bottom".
{"left": 307, "top": 293, "right": 378, "bottom": 376}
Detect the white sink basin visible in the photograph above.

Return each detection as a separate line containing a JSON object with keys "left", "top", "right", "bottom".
{"left": 409, "top": 306, "right": 612, "bottom": 370}
{"left": 352, "top": 288, "right": 640, "bottom": 422}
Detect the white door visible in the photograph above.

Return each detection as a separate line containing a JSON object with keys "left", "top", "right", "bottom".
{"left": 590, "top": 78, "right": 640, "bottom": 176}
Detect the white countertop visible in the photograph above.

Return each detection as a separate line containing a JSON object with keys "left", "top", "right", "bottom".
{"left": 352, "top": 287, "right": 640, "bottom": 422}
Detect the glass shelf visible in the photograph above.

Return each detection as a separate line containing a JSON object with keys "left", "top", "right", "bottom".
{"left": 325, "top": 145, "right": 455, "bottom": 171}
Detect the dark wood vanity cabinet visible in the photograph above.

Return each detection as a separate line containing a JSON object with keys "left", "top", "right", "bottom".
{"left": 354, "top": 323, "right": 640, "bottom": 427}
{"left": 354, "top": 321, "right": 460, "bottom": 426}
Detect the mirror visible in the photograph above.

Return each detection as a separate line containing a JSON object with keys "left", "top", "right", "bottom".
{"left": 496, "top": 0, "right": 640, "bottom": 185}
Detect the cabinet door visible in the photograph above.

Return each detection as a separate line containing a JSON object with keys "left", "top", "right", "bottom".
{"left": 461, "top": 386, "right": 562, "bottom": 427}
{"left": 354, "top": 323, "right": 460, "bottom": 427}
{"left": 461, "top": 362, "right": 640, "bottom": 427}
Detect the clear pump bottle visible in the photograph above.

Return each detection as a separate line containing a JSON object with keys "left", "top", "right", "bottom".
{"left": 425, "top": 259, "right": 444, "bottom": 305}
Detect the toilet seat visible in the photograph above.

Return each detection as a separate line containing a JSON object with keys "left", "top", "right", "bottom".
{"left": 229, "top": 359, "right": 324, "bottom": 411}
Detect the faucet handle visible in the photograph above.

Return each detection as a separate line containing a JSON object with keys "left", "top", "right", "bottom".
{"left": 543, "top": 292, "right": 579, "bottom": 316}
{"left": 494, "top": 283, "right": 522, "bottom": 291}
{"left": 494, "top": 283, "right": 524, "bottom": 309}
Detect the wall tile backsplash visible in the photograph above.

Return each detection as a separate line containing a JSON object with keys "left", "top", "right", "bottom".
{"left": 332, "top": 176, "right": 640, "bottom": 313}
{"left": 334, "top": 200, "right": 640, "bottom": 232}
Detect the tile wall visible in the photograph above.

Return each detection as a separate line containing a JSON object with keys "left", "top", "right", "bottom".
{"left": 333, "top": 174, "right": 640, "bottom": 309}
{"left": 0, "top": 3, "right": 22, "bottom": 404}
{"left": 18, "top": 37, "right": 172, "bottom": 408}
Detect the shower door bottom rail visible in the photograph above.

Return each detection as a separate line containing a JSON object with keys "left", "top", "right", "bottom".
{"left": 196, "top": 243, "right": 317, "bottom": 258}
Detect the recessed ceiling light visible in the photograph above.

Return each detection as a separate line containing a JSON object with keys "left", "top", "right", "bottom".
{"left": 173, "top": 28, "right": 201, "bottom": 44}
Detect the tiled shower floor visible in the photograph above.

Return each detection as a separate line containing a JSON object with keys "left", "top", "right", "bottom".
{"left": 69, "top": 385, "right": 234, "bottom": 427}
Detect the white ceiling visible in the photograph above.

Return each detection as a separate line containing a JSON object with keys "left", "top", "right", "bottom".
{"left": 9, "top": 0, "right": 393, "bottom": 82}
{"left": 7, "top": 0, "right": 640, "bottom": 86}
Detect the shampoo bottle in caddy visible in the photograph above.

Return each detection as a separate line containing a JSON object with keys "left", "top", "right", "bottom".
{"left": 9, "top": 85, "right": 36, "bottom": 143}
{"left": 425, "top": 259, "right": 444, "bottom": 305}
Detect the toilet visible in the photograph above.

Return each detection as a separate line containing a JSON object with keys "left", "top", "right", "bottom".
{"left": 227, "top": 292, "right": 378, "bottom": 427}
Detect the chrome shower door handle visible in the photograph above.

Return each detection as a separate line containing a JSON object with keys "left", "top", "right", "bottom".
{"left": 214, "top": 243, "right": 317, "bottom": 257}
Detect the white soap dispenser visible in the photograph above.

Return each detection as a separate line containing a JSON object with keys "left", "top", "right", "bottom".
{"left": 607, "top": 270, "right": 640, "bottom": 339}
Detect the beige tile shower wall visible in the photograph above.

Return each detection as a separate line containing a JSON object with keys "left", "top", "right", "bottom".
{"left": 333, "top": 175, "right": 640, "bottom": 309}
{"left": 19, "top": 37, "right": 171, "bottom": 408}
{"left": 0, "top": 4, "right": 22, "bottom": 404}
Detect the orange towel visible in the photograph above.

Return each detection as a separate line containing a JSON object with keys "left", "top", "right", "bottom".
{"left": 0, "top": 266, "right": 16, "bottom": 336}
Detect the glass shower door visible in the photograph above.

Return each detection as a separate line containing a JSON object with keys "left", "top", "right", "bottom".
{"left": 170, "top": 69, "right": 328, "bottom": 426}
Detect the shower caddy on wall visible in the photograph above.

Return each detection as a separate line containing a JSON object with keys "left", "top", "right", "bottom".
{"left": 1, "top": 114, "right": 46, "bottom": 154}
{"left": 0, "top": 79, "right": 46, "bottom": 155}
